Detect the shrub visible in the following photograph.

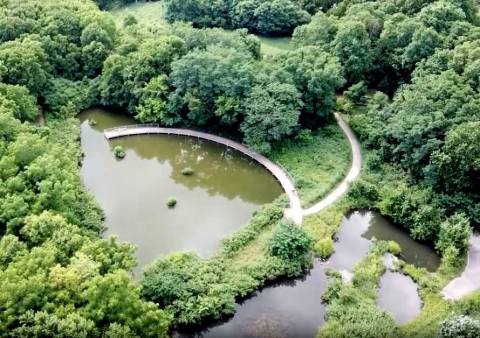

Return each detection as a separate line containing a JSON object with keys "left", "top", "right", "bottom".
{"left": 221, "top": 201, "right": 284, "bottom": 256}
{"left": 336, "top": 96, "right": 355, "bottom": 114}
{"left": 387, "top": 241, "right": 401, "bottom": 255}
{"left": 88, "top": 119, "right": 97, "bottom": 126}
{"left": 181, "top": 167, "right": 194, "bottom": 176}
{"left": 344, "top": 81, "right": 367, "bottom": 105}
{"left": 123, "top": 14, "right": 138, "bottom": 27}
{"left": 436, "top": 213, "right": 472, "bottom": 255}
{"left": 439, "top": 315, "right": 480, "bottom": 338}
{"left": 267, "top": 220, "right": 313, "bottom": 261}
{"left": 113, "top": 145, "right": 125, "bottom": 159}
{"left": 347, "top": 178, "right": 379, "bottom": 208}
{"left": 314, "top": 238, "right": 334, "bottom": 259}
{"left": 438, "top": 245, "right": 464, "bottom": 277}
{"left": 166, "top": 197, "right": 177, "bottom": 208}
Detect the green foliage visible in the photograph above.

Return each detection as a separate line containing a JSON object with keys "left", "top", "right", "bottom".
{"left": 438, "top": 315, "right": 480, "bottom": 338}
{"left": 165, "top": 0, "right": 311, "bottom": 36}
{"left": 320, "top": 243, "right": 397, "bottom": 338}
{"left": 241, "top": 82, "right": 301, "bottom": 153}
{"left": 0, "top": 235, "right": 27, "bottom": 268}
{"left": 347, "top": 178, "right": 380, "bottom": 209}
{"left": 0, "top": 84, "right": 38, "bottom": 121}
{"left": 314, "top": 237, "right": 334, "bottom": 259}
{"left": 429, "top": 121, "right": 480, "bottom": 195}
{"left": 142, "top": 202, "right": 309, "bottom": 326}
{"left": 113, "top": 145, "right": 126, "bottom": 159}
{"left": 169, "top": 46, "right": 253, "bottom": 126}
{"left": 0, "top": 1, "right": 171, "bottom": 335}
{"left": 387, "top": 241, "right": 402, "bottom": 255}
{"left": 267, "top": 220, "right": 313, "bottom": 261}
{"left": 344, "top": 81, "right": 367, "bottom": 105}
{"left": 0, "top": 38, "right": 49, "bottom": 95}
{"left": 436, "top": 213, "right": 472, "bottom": 255}
{"left": 220, "top": 200, "right": 284, "bottom": 256}
{"left": 272, "top": 46, "right": 345, "bottom": 126}
{"left": 181, "top": 167, "right": 194, "bottom": 176}
{"left": 94, "top": 0, "right": 136, "bottom": 10}
{"left": 332, "top": 22, "right": 373, "bottom": 84}
{"left": 166, "top": 196, "right": 177, "bottom": 208}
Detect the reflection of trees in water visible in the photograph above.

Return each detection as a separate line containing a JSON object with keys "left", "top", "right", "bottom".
{"left": 113, "top": 135, "right": 282, "bottom": 205}
{"left": 361, "top": 211, "right": 440, "bottom": 271}
{"left": 79, "top": 108, "right": 281, "bottom": 204}
{"left": 79, "top": 108, "right": 134, "bottom": 132}
{"left": 242, "top": 313, "right": 290, "bottom": 338}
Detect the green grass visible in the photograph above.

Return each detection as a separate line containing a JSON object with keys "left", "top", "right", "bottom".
{"left": 109, "top": 1, "right": 167, "bottom": 28}
{"left": 257, "top": 36, "right": 294, "bottom": 55}
{"left": 270, "top": 124, "right": 351, "bottom": 208}
{"left": 108, "top": 1, "right": 293, "bottom": 56}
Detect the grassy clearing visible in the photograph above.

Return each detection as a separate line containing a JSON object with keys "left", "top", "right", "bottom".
{"left": 109, "top": 1, "right": 167, "bottom": 28}
{"left": 270, "top": 123, "right": 351, "bottom": 208}
{"left": 257, "top": 36, "right": 294, "bottom": 55}
{"left": 108, "top": 1, "right": 293, "bottom": 56}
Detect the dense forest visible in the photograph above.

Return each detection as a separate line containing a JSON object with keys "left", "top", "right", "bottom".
{"left": 0, "top": 0, "right": 479, "bottom": 337}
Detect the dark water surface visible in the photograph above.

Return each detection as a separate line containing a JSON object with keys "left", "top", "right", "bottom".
{"left": 79, "top": 108, "right": 283, "bottom": 271}
{"left": 178, "top": 210, "right": 439, "bottom": 337}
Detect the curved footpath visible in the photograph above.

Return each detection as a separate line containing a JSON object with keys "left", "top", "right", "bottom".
{"left": 441, "top": 234, "right": 480, "bottom": 300}
{"left": 104, "top": 113, "right": 361, "bottom": 224}
{"left": 104, "top": 115, "right": 480, "bottom": 300}
{"left": 303, "top": 113, "right": 362, "bottom": 216}
{"left": 104, "top": 123, "right": 304, "bottom": 224}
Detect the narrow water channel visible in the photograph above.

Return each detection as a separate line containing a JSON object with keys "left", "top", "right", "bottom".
{"left": 178, "top": 210, "right": 439, "bottom": 337}
{"left": 79, "top": 108, "right": 283, "bottom": 271}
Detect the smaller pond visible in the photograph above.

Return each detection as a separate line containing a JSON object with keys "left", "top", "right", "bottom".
{"left": 362, "top": 214, "right": 441, "bottom": 272}
{"left": 377, "top": 271, "right": 422, "bottom": 325}
{"left": 177, "top": 210, "right": 440, "bottom": 337}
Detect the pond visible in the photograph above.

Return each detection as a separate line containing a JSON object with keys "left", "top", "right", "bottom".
{"left": 377, "top": 271, "right": 422, "bottom": 325}
{"left": 79, "top": 108, "right": 283, "bottom": 271}
{"left": 177, "top": 210, "right": 440, "bottom": 337}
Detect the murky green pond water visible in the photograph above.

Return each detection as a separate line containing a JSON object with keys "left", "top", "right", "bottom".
{"left": 79, "top": 108, "right": 282, "bottom": 271}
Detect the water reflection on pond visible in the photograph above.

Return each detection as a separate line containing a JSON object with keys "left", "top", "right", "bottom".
{"left": 377, "top": 271, "right": 422, "bottom": 324}
{"left": 178, "top": 210, "right": 439, "bottom": 337}
{"left": 363, "top": 213, "right": 441, "bottom": 272}
{"left": 79, "top": 108, "right": 283, "bottom": 271}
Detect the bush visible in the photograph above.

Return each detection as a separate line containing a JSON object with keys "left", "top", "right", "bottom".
{"left": 123, "top": 14, "right": 137, "bottom": 27}
{"left": 314, "top": 238, "right": 334, "bottom": 259}
{"left": 344, "top": 81, "right": 368, "bottom": 105}
{"left": 437, "top": 245, "right": 464, "bottom": 277}
{"left": 436, "top": 213, "right": 472, "bottom": 255}
{"left": 113, "top": 145, "right": 125, "bottom": 159}
{"left": 181, "top": 167, "right": 194, "bottom": 176}
{"left": 387, "top": 241, "right": 401, "bottom": 255}
{"left": 166, "top": 197, "right": 177, "bottom": 208}
{"left": 267, "top": 220, "right": 313, "bottom": 261}
{"left": 347, "top": 178, "right": 379, "bottom": 208}
{"left": 221, "top": 201, "right": 284, "bottom": 256}
{"left": 439, "top": 315, "right": 480, "bottom": 338}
